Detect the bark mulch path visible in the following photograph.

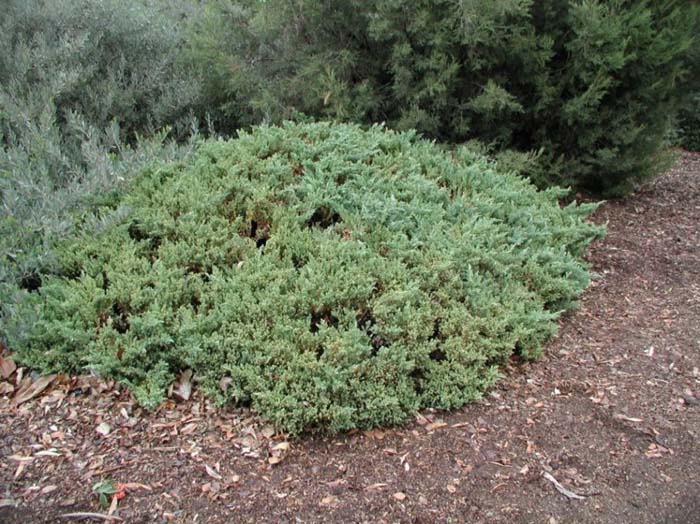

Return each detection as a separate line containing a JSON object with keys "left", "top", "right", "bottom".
{"left": 1, "top": 152, "right": 699, "bottom": 524}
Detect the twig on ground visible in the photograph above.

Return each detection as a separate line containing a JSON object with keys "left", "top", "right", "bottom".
{"left": 542, "top": 471, "right": 586, "bottom": 500}
{"left": 59, "top": 512, "right": 123, "bottom": 522}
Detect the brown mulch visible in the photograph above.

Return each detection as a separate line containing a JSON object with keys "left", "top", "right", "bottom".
{"left": 1, "top": 152, "right": 699, "bottom": 524}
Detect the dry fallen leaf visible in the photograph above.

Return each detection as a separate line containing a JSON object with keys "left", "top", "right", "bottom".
{"left": 365, "top": 483, "right": 388, "bottom": 491}
{"left": 0, "top": 382, "right": 14, "bottom": 395}
{"left": 446, "top": 484, "right": 457, "bottom": 494}
{"left": 35, "top": 449, "right": 61, "bottom": 457}
{"left": 120, "top": 483, "right": 151, "bottom": 491}
{"left": 205, "top": 464, "right": 222, "bottom": 480}
{"left": 320, "top": 495, "right": 338, "bottom": 506}
{"left": 180, "top": 422, "right": 198, "bottom": 435}
{"left": 96, "top": 422, "right": 111, "bottom": 436}
{"left": 14, "top": 462, "right": 25, "bottom": 480}
{"left": 171, "top": 369, "right": 193, "bottom": 401}
{"left": 614, "top": 414, "right": 643, "bottom": 423}
{"left": 219, "top": 376, "right": 232, "bottom": 392}
{"left": 13, "top": 374, "right": 56, "bottom": 405}
{"left": 425, "top": 420, "right": 447, "bottom": 432}
{"left": 393, "top": 492, "right": 407, "bottom": 501}
{"left": 271, "top": 442, "right": 290, "bottom": 452}
{"left": 226, "top": 474, "right": 241, "bottom": 485}
{"left": 415, "top": 413, "right": 429, "bottom": 426}
{"left": 8, "top": 454, "right": 33, "bottom": 462}
{"left": 108, "top": 493, "right": 119, "bottom": 516}
{"left": 0, "top": 355, "right": 16, "bottom": 379}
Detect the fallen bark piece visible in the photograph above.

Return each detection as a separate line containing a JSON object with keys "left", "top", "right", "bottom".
{"left": 543, "top": 471, "right": 586, "bottom": 500}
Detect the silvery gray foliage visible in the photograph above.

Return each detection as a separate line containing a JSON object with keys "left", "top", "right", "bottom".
{"left": 0, "top": 0, "right": 204, "bottom": 337}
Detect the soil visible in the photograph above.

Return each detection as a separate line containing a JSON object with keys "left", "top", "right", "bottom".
{"left": 1, "top": 152, "right": 699, "bottom": 524}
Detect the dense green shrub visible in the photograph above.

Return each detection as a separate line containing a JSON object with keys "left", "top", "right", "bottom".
{"left": 0, "top": 0, "right": 202, "bottom": 333}
{"left": 190, "top": 0, "right": 700, "bottom": 195}
{"left": 676, "top": 26, "right": 700, "bottom": 151}
{"left": 6, "top": 122, "right": 603, "bottom": 434}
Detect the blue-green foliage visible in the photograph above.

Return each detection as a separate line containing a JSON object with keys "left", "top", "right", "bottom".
{"left": 6, "top": 122, "right": 603, "bottom": 434}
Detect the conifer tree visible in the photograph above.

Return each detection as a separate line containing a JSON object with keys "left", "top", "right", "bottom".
{"left": 192, "top": 0, "right": 700, "bottom": 195}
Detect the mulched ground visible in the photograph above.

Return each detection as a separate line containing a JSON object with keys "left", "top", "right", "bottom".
{"left": 1, "top": 151, "right": 699, "bottom": 524}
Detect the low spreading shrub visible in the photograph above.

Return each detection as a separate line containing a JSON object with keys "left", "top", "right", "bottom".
{"left": 190, "top": 0, "right": 700, "bottom": 196}
{"left": 6, "top": 122, "right": 603, "bottom": 434}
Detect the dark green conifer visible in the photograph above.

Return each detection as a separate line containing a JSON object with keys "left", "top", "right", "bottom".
{"left": 191, "top": 0, "right": 700, "bottom": 195}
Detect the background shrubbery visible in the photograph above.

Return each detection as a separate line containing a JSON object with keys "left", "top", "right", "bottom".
{"left": 191, "top": 0, "right": 700, "bottom": 195}
{"left": 0, "top": 0, "right": 204, "bottom": 326}
{"left": 677, "top": 92, "right": 700, "bottom": 151}
{"left": 5, "top": 122, "right": 603, "bottom": 433}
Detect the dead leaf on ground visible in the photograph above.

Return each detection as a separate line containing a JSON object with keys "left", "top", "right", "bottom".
{"left": 8, "top": 454, "right": 34, "bottom": 462}
{"left": 13, "top": 374, "right": 56, "bottom": 405}
{"left": 393, "top": 492, "right": 407, "bottom": 501}
{"left": 320, "top": 495, "right": 338, "bottom": 506}
{"left": 425, "top": 420, "right": 447, "bottom": 432}
{"left": 0, "top": 382, "right": 14, "bottom": 395}
{"left": 415, "top": 413, "right": 429, "bottom": 426}
{"left": 171, "top": 369, "right": 193, "bottom": 402}
{"left": 180, "top": 422, "right": 198, "bottom": 435}
{"left": 14, "top": 462, "right": 26, "bottom": 479}
{"left": 271, "top": 441, "right": 290, "bottom": 452}
{"left": 364, "top": 429, "right": 386, "bottom": 440}
{"left": 35, "top": 449, "right": 61, "bottom": 457}
{"left": 365, "top": 482, "right": 388, "bottom": 491}
{"left": 119, "top": 483, "right": 151, "bottom": 491}
{"left": 645, "top": 443, "right": 671, "bottom": 458}
{"left": 0, "top": 355, "right": 16, "bottom": 379}
{"left": 96, "top": 422, "right": 111, "bottom": 436}
{"left": 205, "top": 464, "right": 222, "bottom": 480}
{"left": 614, "top": 413, "right": 643, "bottom": 423}
{"left": 225, "top": 474, "right": 241, "bottom": 485}
{"left": 108, "top": 493, "right": 119, "bottom": 515}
